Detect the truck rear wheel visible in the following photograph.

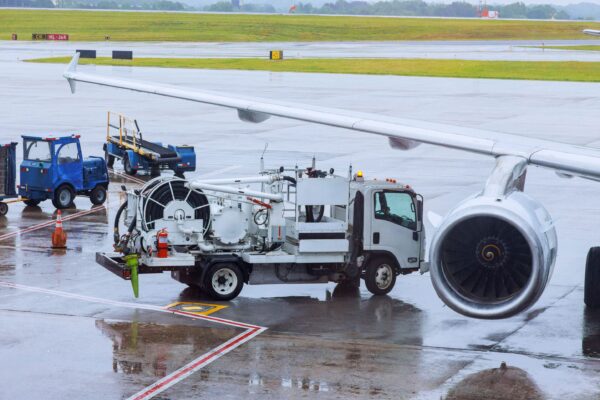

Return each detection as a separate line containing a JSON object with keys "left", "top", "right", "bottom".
{"left": 90, "top": 185, "right": 107, "bottom": 206}
{"left": 585, "top": 247, "right": 600, "bottom": 308}
{"left": 0, "top": 202, "right": 7, "bottom": 216}
{"left": 52, "top": 185, "right": 75, "bottom": 209}
{"left": 364, "top": 256, "right": 397, "bottom": 296}
{"left": 123, "top": 155, "right": 137, "bottom": 176}
{"left": 203, "top": 263, "right": 244, "bottom": 301}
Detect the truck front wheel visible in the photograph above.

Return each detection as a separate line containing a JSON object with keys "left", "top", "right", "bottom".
{"left": 0, "top": 202, "right": 7, "bottom": 216}
{"left": 364, "top": 256, "right": 397, "bottom": 296}
{"left": 90, "top": 185, "right": 107, "bottom": 206}
{"left": 203, "top": 263, "right": 244, "bottom": 301}
{"left": 585, "top": 247, "right": 600, "bottom": 308}
{"left": 52, "top": 185, "right": 75, "bottom": 209}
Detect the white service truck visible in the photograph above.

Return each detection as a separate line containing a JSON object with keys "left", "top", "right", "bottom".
{"left": 96, "top": 161, "right": 425, "bottom": 299}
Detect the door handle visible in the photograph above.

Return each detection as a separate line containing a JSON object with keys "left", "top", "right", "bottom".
{"left": 413, "top": 231, "right": 419, "bottom": 241}
{"left": 373, "top": 232, "right": 380, "bottom": 244}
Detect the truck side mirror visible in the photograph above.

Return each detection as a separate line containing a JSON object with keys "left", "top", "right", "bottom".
{"left": 416, "top": 199, "right": 423, "bottom": 222}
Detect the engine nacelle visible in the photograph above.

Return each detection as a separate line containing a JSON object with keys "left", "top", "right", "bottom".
{"left": 429, "top": 191, "right": 557, "bottom": 319}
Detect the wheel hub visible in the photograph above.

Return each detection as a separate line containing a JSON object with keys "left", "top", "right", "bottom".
{"left": 375, "top": 264, "right": 393, "bottom": 289}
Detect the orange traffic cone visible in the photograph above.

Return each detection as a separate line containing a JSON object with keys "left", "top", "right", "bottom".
{"left": 52, "top": 210, "right": 67, "bottom": 249}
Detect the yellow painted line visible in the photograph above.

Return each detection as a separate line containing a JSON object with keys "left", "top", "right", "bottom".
{"left": 164, "top": 301, "right": 228, "bottom": 316}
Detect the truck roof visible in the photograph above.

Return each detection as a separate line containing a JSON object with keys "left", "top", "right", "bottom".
{"left": 353, "top": 179, "right": 415, "bottom": 192}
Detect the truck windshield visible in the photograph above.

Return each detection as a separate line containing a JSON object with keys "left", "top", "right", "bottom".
{"left": 374, "top": 191, "right": 417, "bottom": 230}
{"left": 24, "top": 140, "right": 52, "bottom": 162}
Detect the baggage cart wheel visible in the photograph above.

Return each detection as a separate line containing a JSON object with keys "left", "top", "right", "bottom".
{"left": 0, "top": 202, "right": 7, "bottom": 216}
{"left": 105, "top": 149, "right": 115, "bottom": 168}
{"left": 123, "top": 154, "right": 137, "bottom": 176}
{"left": 90, "top": 185, "right": 107, "bottom": 206}
{"left": 585, "top": 247, "right": 600, "bottom": 308}
{"left": 24, "top": 199, "right": 40, "bottom": 207}
{"left": 52, "top": 185, "right": 75, "bottom": 209}
{"left": 364, "top": 256, "right": 397, "bottom": 296}
{"left": 203, "top": 263, "right": 244, "bottom": 301}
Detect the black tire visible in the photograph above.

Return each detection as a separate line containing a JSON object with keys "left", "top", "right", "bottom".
{"left": 123, "top": 154, "right": 137, "bottom": 176}
{"left": 585, "top": 247, "right": 600, "bottom": 308}
{"left": 90, "top": 185, "right": 107, "bottom": 206}
{"left": 105, "top": 149, "right": 115, "bottom": 168}
{"left": 0, "top": 202, "right": 7, "bottom": 216}
{"left": 364, "top": 256, "right": 397, "bottom": 296}
{"left": 52, "top": 185, "right": 75, "bottom": 209}
{"left": 23, "top": 199, "right": 40, "bottom": 207}
{"left": 203, "top": 263, "right": 244, "bottom": 301}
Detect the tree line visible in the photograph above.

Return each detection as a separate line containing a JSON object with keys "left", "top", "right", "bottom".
{"left": 0, "top": 0, "right": 572, "bottom": 20}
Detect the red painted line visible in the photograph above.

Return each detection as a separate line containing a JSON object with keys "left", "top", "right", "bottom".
{"left": 108, "top": 168, "right": 146, "bottom": 185}
{"left": 0, "top": 281, "right": 268, "bottom": 400}
{"left": 0, "top": 207, "right": 105, "bottom": 242}
{"left": 128, "top": 326, "right": 265, "bottom": 400}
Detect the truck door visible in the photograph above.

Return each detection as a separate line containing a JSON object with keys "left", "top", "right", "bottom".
{"left": 368, "top": 190, "right": 422, "bottom": 270}
{"left": 56, "top": 141, "right": 83, "bottom": 190}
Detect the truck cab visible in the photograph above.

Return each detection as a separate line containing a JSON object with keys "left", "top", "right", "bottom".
{"left": 19, "top": 135, "right": 109, "bottom": 209}
{"left": 347, "top": 175, "right": 425, "bottom": 294}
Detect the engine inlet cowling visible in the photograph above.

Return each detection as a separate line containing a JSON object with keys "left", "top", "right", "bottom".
{"left": 429, "top": 192, "right": 557, "bottom": 319}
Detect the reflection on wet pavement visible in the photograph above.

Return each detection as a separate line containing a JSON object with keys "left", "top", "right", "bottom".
{"left": 96, "top": 319, "right": 239, "bottom": 379}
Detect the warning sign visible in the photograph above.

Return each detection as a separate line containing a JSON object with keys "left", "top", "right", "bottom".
{"left": 165, "top": 301, "right": 227, "bottom": 316}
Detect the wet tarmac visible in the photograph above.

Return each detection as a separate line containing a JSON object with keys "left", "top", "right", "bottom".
{"left": 4, "top": 39, "right": 600, "bottom": 62}
{"left": 1, "top": 46, "right": 600, "bottom": 398}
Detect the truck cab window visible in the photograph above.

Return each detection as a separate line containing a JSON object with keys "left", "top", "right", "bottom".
{"left": 374, "top": 191, "right": 417, "bottom": 230}
{"left": 24, "top": 140, "right": 51, "bottom": 162}
{"left": 57, "top": 142, "right": 80, "bottom": 164}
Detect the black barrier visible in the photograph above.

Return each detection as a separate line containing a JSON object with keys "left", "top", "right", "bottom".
{"left": 77, "top": 50, "right": 96, "bottom": 59}
{"left": 112, "top": 51, "right": 133, "bottom": 60}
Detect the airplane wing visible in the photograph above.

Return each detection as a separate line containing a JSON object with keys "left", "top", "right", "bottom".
{"left": 583, "top": 29, "right": 600, "bottom": 36}
{"left": 63, "top": 53, "right": 600, "bottom": 181}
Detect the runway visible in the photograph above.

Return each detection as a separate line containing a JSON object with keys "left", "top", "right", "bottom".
{"left": 3, "top": 39, "right": 600, "bottom": 62}
{"left": 1, "top": 46, "right": 600, "bottom": 398}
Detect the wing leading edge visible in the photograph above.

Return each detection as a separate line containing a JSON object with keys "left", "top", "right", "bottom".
{"left": 63, "top": 54, "right": 600, "bottom": 181}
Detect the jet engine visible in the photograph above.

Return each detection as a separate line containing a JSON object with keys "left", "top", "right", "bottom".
{"left": 429, "top": 190, "right": 557, "bottom": 319}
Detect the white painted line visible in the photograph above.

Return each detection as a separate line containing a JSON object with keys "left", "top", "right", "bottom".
{"left": 0, "top": 281, "right": 267, "bottom": 399}
{"left": 0, "top": 207, "right": 106, "bottom": 242}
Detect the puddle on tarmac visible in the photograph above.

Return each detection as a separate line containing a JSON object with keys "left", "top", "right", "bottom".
{"left": 96, "top": 319, "right": 239, "bottom": 379}
{"left": 582, "top": 309, "right": 600, "bottom": 358}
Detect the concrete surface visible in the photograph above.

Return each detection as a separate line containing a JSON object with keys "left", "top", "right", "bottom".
{"left": 4, "top": 39, "right": 600, "bottom": 62}
{"left": 1, "top": 47, "right": 600, "bottom": 399}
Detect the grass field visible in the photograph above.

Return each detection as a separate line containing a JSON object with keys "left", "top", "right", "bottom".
{"left": 3, "top": 9, "right": 600, "bottom": 42}
{"left": 29, "top": 56, "right": 600, "bottom": 82}
{"left": 536, "top": 45, "right": 600, "bottom": 51}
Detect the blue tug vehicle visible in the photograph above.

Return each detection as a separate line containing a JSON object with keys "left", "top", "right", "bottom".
{"left": 0, "top": 135, "right": 109, "bottom": 215}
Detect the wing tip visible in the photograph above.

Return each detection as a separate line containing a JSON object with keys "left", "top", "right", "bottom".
{"left": 64, "top": 53, "right": 80, "bottom": 94}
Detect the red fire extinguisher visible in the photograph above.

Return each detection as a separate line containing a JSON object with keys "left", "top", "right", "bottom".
{"left": 156, "top": 229, "right": 169, "bottom": 258}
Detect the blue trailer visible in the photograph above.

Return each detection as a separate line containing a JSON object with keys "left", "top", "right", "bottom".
{"left": 18, "top": 135, "right": 109, "bottom": 209}
{"left": 104, "top": 112, "right": 195, "bottom": 178}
